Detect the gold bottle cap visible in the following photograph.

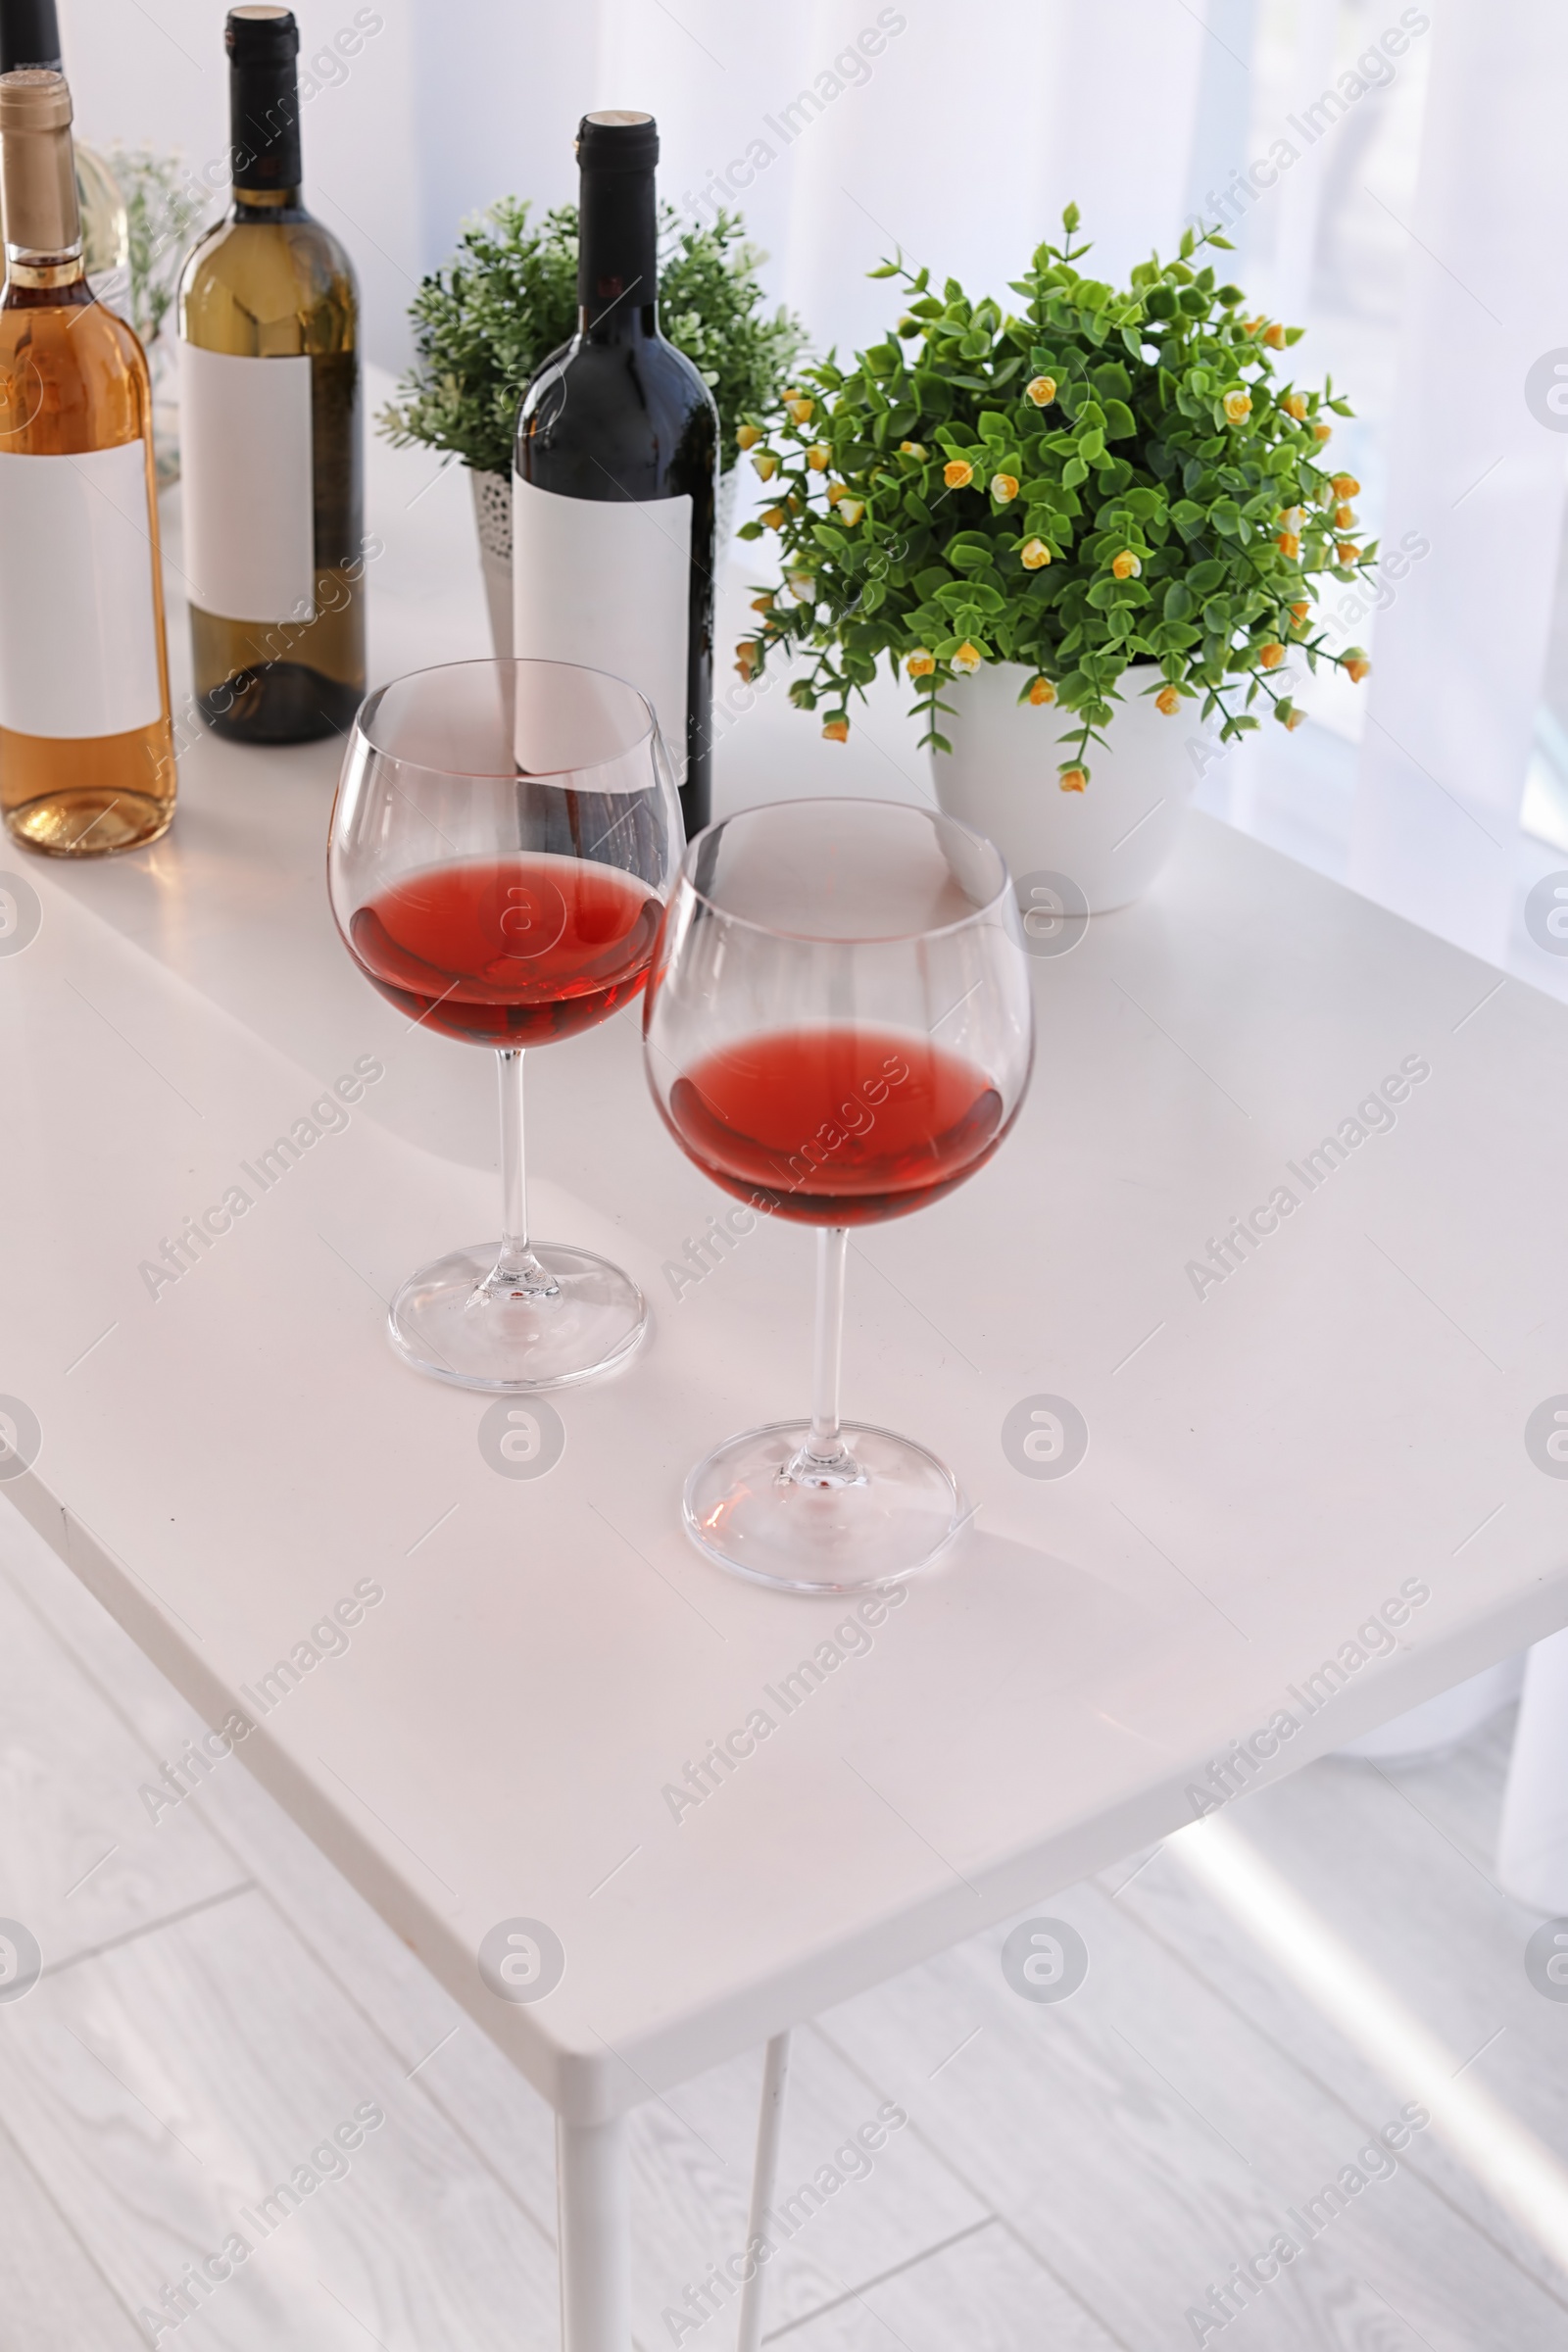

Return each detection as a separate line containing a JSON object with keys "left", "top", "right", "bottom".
{"left": 0, "top": 68, "right": 80, "bottom": 257}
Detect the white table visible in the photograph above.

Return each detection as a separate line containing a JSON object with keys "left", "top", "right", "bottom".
{"left": 4, "top": 416, "right": 1568, "bottom": 2348}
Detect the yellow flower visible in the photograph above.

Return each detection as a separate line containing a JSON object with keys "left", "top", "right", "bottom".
{"left": 1242, "top": 316, "right": 1263, "bottom": 336}
{"left": 806, "top": 443, "right": 830, "bottom": 470}
{"left": 822, "top": 715, "right": 849, "bottom": 742}
{"left": 1026, "top": 675, "right": 1056, "bottom": 706}
{"left": 1223, "top": 389, "right": 1252, "bottom": 424}
{"left": 953, "top": 640, "right": 983, "bottom": 673}
{"left": 1344, "top": 648, "right": 1371, "bottom": 683}
{"left": 1335, "top": 502, "right": 1355, "bottom": 530}
{"left": 944, "top": 459, "right": 974, "bottom": 489}
{"left": 1263, "top": 322, "right": 1286, "bottom": 349}
{"left": 991, "top": 472, "right": 1019, "bottom": 503}
{"left": 1110, "top": 549, "right": 1142, "bottom": 580}
{"left": 1058, "top": 765, "right": 1087, "bottom": 793}
{"left": 1259, "top": 642, "right": 1285, "bottom": 670}
{"left": 760, "top": 505, "right": 785, "bottom": 530}
{"left": 826, "top": 480, "right": 848, "bottom": 505}
{"left": 1026, "top": 374, "right": 1057, "bottom": 406}
{"left": 1314, "top": 421, "right": 1333, "bottom": 443}
{"left": 1283, "top": 392, "right": 1307, "bottom": 420}
{"left": 898, "top": 439, "right": 927, "bottom": 461}
{"left": 1277, "top": 530, "right": 1299, "bottom": 560}
{"left": 785, "top": 396, "right": 814, "bottom": 424}
{"left": 1330, "top": 473, "right": 1360, "bottom": 497}
{"left": 1020, "top": 537, "right": 1052, "bottom": 569}
{"left": 1154, "top": 685, "right": 1181, "bottom": 715}
{"left": 1336, "top": 541, "right": 1360, "bottom": 565}
{"left": 751, "top": 450, "right": 779, "bottom": 481}
{"left": 837, "top": 498, "right": 865, "bottom": 526}
{"left": 735, "top": 422, "right": 762, "bottom": 451}
{"left": 1290, "top": 599, "right": 1309, "bottom": 623}
{"left": 1279, "top": 700, "right": 1305, "bottom": 731}
{"left": 750, "top": 592, "right": 774, "bottom": 613}
{"left": 786, "top": 571, "right": 814, "bottom": 601}
{"left": 735, "top": 641, "right": 761, "bottom": 681}
{"left": 906, "top": 649, "right": 936, "bottom": 679}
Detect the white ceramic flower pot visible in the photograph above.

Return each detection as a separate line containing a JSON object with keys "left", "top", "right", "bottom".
{"left": 932, "top": 661, "right": 1207, "bottom": 914}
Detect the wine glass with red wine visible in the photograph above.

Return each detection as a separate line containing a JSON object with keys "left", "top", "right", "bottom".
{"left": 328, "top": 658, "right": 682, "bottom": 1390}
{"left": 643, "top": 799, "right": 1034, "bottom": 1592}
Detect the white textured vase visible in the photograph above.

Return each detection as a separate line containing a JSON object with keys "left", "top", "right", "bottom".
{"left": 932, "top": 662, "right": 1208, "bottom": 914}
{"left": 469, "top": 467, "right": 513, "bottom": 660}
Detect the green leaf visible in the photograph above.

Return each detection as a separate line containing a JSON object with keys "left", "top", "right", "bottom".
{"left": 1163, "top": 581, "right": 1193, "bottom": 621}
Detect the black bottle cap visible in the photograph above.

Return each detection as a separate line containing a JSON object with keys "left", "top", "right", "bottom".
{"left": 0, "top": 0, "right": 63, "bottom": 74}
{"left": 226, "top": 5, "right": 302, "bottom": 192}
{"left": 577, "top": 110, "right": 659, "bottom": 173}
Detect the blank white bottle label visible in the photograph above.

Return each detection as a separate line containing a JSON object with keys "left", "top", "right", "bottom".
{"left": 512, "top": 473, "right": 691, "bottom": 781}
{"left": 0, "top": 441, "right": 164, "bottom": 739}
{"left": 178, "top": 344, "right": 314, "bottom": 623}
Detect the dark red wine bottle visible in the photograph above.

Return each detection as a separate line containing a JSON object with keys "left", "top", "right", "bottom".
{"left": 514, "top": 111, "right": 716, "bottom": 841}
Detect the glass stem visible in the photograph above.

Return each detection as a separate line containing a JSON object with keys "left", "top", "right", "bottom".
{"left": 482, "top": 1047, "right": 558, "bottom": 1299}
{"left": 807, "top": 1226, "right": 850, "bottom": 1462}
{"left": 500, "top": 1046, "right": 528, "bottom": 1258}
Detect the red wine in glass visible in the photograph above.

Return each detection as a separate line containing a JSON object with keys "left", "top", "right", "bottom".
{"left": 664, "top": 1027, "right": 1005, "bottom": 1224}
{"left": 350, "top": 853, "right": 662, "bottom": 1046}
{"left": 327, "top": 657, "right": 683, "bottom": 1392}
{"left": 643, "top": 797, "right": 1034, "bottom": 1592}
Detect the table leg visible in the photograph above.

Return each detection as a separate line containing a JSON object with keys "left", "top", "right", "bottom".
{"left": 557, "top": 2113, "right": 631, "bottom": 2352}
{"left": 1499, "top": 1626, "right": 1568, "bottom": 1910}
{"left": 735, "top": 2032, "right": 793, "bottom": 2352}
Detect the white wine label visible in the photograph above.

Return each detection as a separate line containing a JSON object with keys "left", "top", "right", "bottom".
{"left": 0, "top": 441, "right": 164, "bottom": 740}
{"left": 178, "top": 344, "right": 314, "bottom": 624}
{"left": 512, "top": 473, "right": 692, "bottom": 780}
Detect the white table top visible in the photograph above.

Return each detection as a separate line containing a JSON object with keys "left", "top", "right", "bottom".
{"left": 4, "top": 401, "right": 1567, "bottom": 2124}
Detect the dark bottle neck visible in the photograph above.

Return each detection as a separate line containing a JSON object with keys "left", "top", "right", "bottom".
{"left": 577, "top": 166, "right": 658, "bottom": 342}
{"left": 230, "top": 53, "right": 302, "bottom": 199}
{"left": 0, "top": 0, "right": 62, "bottom": 73}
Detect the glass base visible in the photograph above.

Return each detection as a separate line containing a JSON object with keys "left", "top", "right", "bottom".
{"left": 388, "top": 1240, "right": 647, "bottom": 1392}
{"left": 683, "top": 1419, "right": 961, "bottom": 1593}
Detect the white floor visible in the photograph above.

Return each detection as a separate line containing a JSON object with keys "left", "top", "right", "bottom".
{"left": 2, "top": 1502, "right": 1565, "bottom": 2352}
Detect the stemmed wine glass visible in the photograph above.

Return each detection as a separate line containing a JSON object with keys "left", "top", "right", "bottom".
{"left": 328, "top": 658, "right": 683, "bottom": 1390}
{"left": 643, "top": 798, "right": 1034, "bottom": 1592}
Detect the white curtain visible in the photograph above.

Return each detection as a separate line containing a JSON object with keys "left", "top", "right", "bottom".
{"left": 68, "top": 0, "right": 1568, "bottom": 960}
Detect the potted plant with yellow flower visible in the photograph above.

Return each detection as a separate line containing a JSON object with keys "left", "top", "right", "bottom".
{"left": 734, "top": 208, "right": 1376, "bottom": 911}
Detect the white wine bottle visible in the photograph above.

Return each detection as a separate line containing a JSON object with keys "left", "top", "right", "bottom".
{"left": 514, "top": 113, "right": 716, "bottom": 839}
{"left": 0, "top": 0, "right": 127, "bottom": 291}
{"left": 177, "top": 4, "right": 365, "bottom": 743}
{"left": 0, "top": 69, "right": 175, "bottom": 855}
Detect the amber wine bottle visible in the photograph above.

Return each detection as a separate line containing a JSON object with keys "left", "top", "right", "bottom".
{"left": 177, "top": 4, "right": 365, "bottom": 743}
{"left": 0, "top": 69, "right": 175, "bottom": 856}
